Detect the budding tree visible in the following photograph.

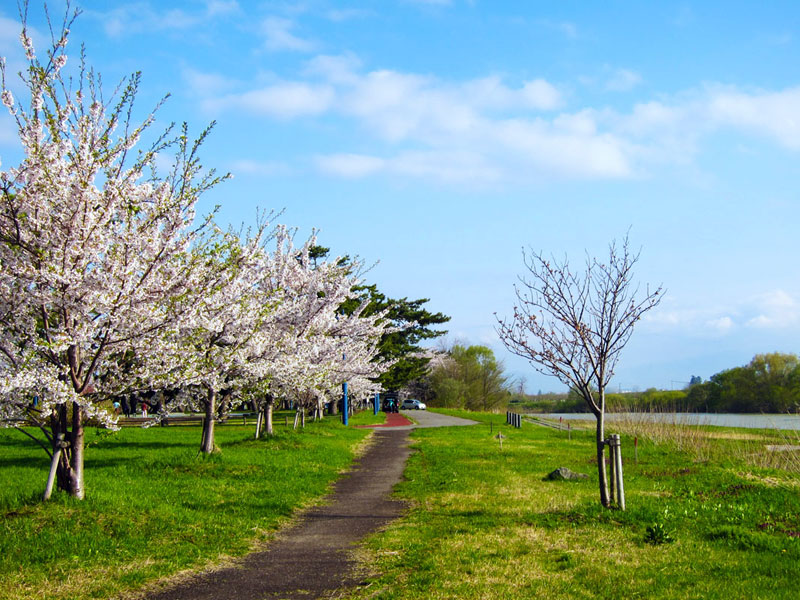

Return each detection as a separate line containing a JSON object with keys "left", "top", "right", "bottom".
{"left": 496, "top": 236, "right": 662, "bottom": 508}
{"left": 0, "top": 6, "right": 226, "bottom": 498}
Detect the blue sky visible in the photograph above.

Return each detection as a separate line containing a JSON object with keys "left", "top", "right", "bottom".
{"left": 2, "top": 1, "right": 800, "bottom": 393}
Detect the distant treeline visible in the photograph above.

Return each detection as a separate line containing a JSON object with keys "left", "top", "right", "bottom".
{"left": 510, "top": 353, "right": 800, "bottom": 414}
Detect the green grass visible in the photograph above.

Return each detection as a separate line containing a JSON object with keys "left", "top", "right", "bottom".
{"left": 345, "top": 409, "right": 800, "bottom": 600}
{"left": 0, "top": 411, "right": 380, "bottom": 600}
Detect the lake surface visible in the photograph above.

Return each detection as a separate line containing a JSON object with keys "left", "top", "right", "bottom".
{"left": 540, "top": 412, "right": 800, "bottom": 431}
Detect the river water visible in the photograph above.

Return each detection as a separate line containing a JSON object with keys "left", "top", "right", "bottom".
{"left": 540, "top": 412, "right": 800, "bottom": 431}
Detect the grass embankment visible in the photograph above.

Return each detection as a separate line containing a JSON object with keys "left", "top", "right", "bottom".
{"left": 347, "top": 409, "right": 800, "bottom": 600}
{"left": 0, "top": 409, "right": 384, "bottom": 600}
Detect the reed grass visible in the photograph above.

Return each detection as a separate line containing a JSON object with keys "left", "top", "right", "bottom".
{"left": 606, "top": 406, "right": 800, "bottom": 476}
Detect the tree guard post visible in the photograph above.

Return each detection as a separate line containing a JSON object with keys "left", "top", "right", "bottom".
{"left": 43, "top": 433, "right": 67, "bottom": 501}
{"left": 255, "top": 411, "right": 263, "bottom": 439}
{"left": 606, "top": 436, "right": 616, "bottom": 504}
{"left": 606, "top": 434, "right": 626, "bottom": 510}
{"left": 342, "top": 381, "right": 349, "bottom": 426}
{"left": 613, "top": 434, "right": 626, "bottom": 510}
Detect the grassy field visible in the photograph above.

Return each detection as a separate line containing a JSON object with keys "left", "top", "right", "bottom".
{"left": 0, "top": 409, "right": 384, "bottom": 600}
{"left": 4, "top": 408, "right": 800, "bottom": 599}
{"left": 345, "top": 410, "right": 800, "bottom": 600}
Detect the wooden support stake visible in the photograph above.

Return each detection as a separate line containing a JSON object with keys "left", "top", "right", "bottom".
{"left": 613, "top": 434, "right": 626, "bottom": 510}
{"left": 255, "top": 411, "right": 263, "bottom": 439}
{"left": 43, "top": 434, "right": 65, "bottom": 501}
{"left": 608, "top": 439, "right": 616, "bottom": 504}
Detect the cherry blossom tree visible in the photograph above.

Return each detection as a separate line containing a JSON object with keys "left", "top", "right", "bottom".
{"left": 496, "top": 236, "right": 662, "bottom": 507}
{"left": 164, "top": 224, "right": 274, "bottom": 452}
{"left": 0, "top": 6, "right": 226, "bottom": 497}
{"left": 246, "top": 227, "right": 394, "bottom": 432}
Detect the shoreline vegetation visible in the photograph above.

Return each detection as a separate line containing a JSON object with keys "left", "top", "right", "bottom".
{"left": 3, "top": 407, "right": 800, "bottom": 599}
{"left": 506, "top": 353, "right": 800, "bottom": 416}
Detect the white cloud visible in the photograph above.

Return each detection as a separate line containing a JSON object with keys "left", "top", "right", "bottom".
{"left": 0, "top": 15, "right": 33, "bottom": 74}
{"left": 304, "top": 54, "right": 362, "bottom": 85}
{"left": 463, "top": 76, "right": 562, "bottom": 111}
{"left": 316, "top": 153, "right": 385, "bottom": 178}
{"left": 0, "top": 14, "right": 20, "bottom": 44}
{"left": 520, "top": 79, "right": 562, "bottom": 109}
{"left": 316, "top": 150, "right": 501, "bottom": 184}
{"left": 201, "top": 63, "right": 634, "bottom": 181}
{"left": 183, "top": 68, "right": 236, "bottom": 96}
{"left": 191, "top": 50, "right": 800, "bottom": 185}
{"left": 706, "top": 316, "right": 735, "bottom": 333}
{"left": 210, "top": 82, "right": 334, "bottom": 118}
{"left": 744, "top": 290, "right": 800, "bottom": 329}
{"left": 644, "top": 307, "right": 739, "bottom": 337}
{"left": 229, "top": 159, "right": 291, "bottom": 176}
{"left": 405, "top": 0, "right": 453, "bottom": 5}
{"left": 326, "top": 9, "right": 372, "bottom": 22}
{"left": 206, "top": 0, "right": 239, "bottom": 17}
{"left": 708, "top": 86, "right": 800, "bottom": 150}
{"left": 604, "top": 68, "right": 642, "bottom": 92}
{"left": 389, "top": 150, "right": 502, "bottom": 183}
{"left": 95, "top": 4, "right": 200, "bottom": 37}
{"left": 261, "top": 17, "right": 314, "bottom": 52}
{"left": 643, "top": 289, "right": 800, "bottom": 338}
{"left": 91, "top": 2, "right": 239, "bottom": 37}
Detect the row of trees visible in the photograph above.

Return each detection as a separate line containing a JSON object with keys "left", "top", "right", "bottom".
{"left": 0, "top": 7, "right": 406, "bottom": 499}
{"left": 424, "top": 343, "right": 510, "bottom": 411}
{"left": 508, "top": 352, "right": 800, "bottom": 416}
{"left": 685, "top": 353, "right": 800, "bottom": 414}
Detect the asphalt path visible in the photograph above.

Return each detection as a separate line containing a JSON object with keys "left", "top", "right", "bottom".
{"left": 140, "top": 410, "right": 477, "bottom": 600}
{"left": 400, "top": 409, "right": 479, "bottom": 428}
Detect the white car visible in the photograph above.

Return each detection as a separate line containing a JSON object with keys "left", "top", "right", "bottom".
{"left": 401, "top": 399, "right": 426, "bottom": 410}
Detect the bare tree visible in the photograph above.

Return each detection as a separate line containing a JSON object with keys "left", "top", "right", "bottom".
{"left": 496, "top": 235, "right": 663, "bottom": 507}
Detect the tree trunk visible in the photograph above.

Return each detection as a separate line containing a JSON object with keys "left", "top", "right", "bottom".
{"left": 53, "top": 401, "right": 86, "bottom": 499}
{"left": 595, "top": 411, "right": 610, "bottom": 508}
{"left": 200, "top": 388, "right": 216, "bottom": 454}
{"left": 266, "top": 398, "right": 274, "bottom": 435}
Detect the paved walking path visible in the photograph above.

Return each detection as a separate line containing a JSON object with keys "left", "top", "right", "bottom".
{"left": 355, "top": 411, "right": 414, "bottom": 428}
{"left": 403, "top": 409, "right": 479, "bottom": 428}
{"left": 142, "top": 410, "right": 476, "bottom": 600}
